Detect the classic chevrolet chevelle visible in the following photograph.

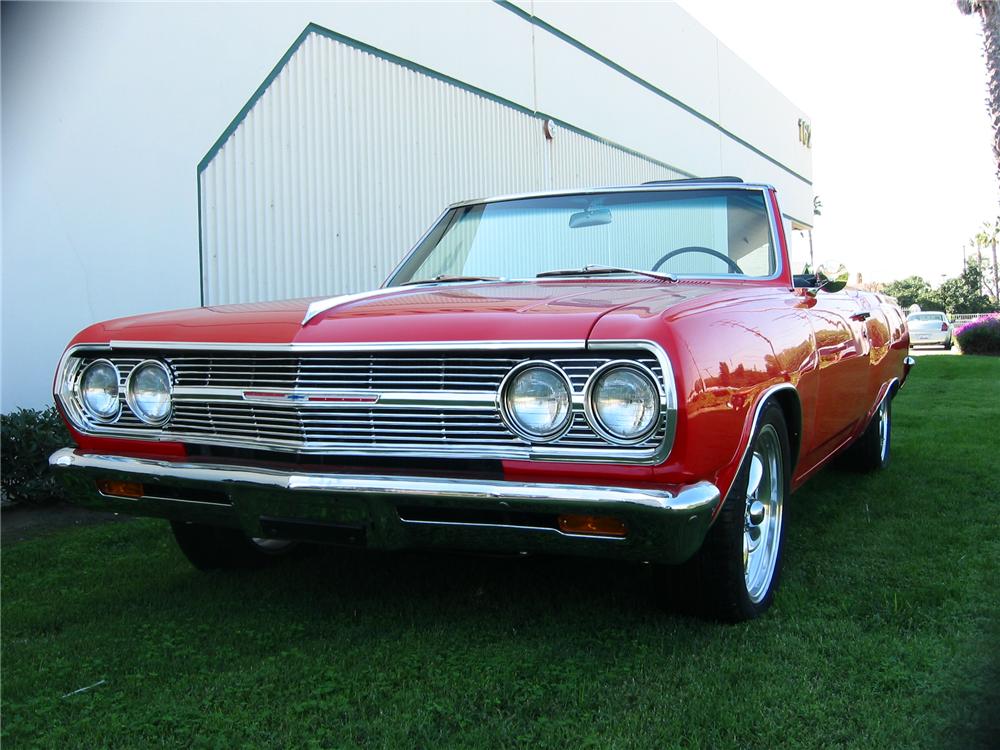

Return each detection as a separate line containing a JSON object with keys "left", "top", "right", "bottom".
{"left": 50, "top": 178, "right": 913, "bottom": 620}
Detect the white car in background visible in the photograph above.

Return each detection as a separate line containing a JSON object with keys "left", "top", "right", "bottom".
{"left": 907, "top": 311, "right": 953, "bottom": 349}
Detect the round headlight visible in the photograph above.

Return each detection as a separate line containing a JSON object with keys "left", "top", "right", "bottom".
{"left": 501, "top": 364, "right": 573, "bottom": 441}
{"left": 588, "top": 365, "right": 660, "bottom": 443}
{"left": 79, "top": 360, "right": 121, "bottom": 422}
{"left": 126, "top": 360, "right": 172, "bottom": 425}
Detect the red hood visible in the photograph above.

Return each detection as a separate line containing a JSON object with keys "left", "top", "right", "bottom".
{"left": 71, "top": 280, "right": 749, "bottom": 346}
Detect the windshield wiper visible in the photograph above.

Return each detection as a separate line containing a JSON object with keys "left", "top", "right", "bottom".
{"left": 399, "top": 274, "right": 502, "bottom": 286}
{"left": 536, "top": 265, "right": 677, "bottom": 282}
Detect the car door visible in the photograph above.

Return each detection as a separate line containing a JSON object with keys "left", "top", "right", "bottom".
{"left": 803, "top": 289, "right": 872, "bottom": 457}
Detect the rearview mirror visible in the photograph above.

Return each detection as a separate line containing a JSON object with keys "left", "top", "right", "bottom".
{"left": 569, "top": 208, "right": 612, "bottom": 229}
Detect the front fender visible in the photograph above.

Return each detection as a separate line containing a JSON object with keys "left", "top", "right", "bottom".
{"left": 592, "top": 289, "right": 815, "bottom": 511}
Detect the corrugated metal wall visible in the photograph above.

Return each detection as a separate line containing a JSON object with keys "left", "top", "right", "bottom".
{"left": 199, "top": 30, "right": 684, "bottom": 306}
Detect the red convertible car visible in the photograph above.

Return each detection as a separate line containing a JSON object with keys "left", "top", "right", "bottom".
{"left": 50, "top": 178, "right": 913, "bottom": 620}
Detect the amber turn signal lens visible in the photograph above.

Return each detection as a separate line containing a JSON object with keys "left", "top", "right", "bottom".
{"left": 96, "top": 479, "right": 144, "bottom": 499}
{"left": 557, "top": 514, "right": 627, "bottom": 537}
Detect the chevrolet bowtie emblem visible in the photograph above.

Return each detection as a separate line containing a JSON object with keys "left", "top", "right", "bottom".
{"left": 242, "top": 390, "right": 380, "bottom": 405}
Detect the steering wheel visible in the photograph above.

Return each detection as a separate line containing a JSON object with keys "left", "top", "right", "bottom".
{"left": 651, "top": 246, "right": 744, "bottom": 275}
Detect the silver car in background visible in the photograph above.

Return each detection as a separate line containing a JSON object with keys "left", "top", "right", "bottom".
{"left": 907, "top": 311, "right": 953, "bottom": 349}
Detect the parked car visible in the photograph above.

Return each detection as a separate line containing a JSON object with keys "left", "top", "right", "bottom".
{"left": 50, "top": 177, "right": 913, "bottom": 621}
{"left": 906, "top": 311, "right": 953, "bottom": 349}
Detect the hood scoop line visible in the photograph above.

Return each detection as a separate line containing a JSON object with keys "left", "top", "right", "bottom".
{"left": 301, "top": 286, "right": 418, "bottom": 326}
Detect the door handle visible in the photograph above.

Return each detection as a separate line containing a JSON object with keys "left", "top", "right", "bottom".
{"left": 850, "top": 312, "right": 871, "bottom": 322}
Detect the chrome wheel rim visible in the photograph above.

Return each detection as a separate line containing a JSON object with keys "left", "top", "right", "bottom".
{"left": 877, "top": 399, "right": 889, "bottom": 462}
{"left": 743, "top": 424, "right": 783, "bottom": 604}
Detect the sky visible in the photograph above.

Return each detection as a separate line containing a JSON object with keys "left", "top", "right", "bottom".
{"left": 678, "top": 0, "right": 999, "bottom": 286}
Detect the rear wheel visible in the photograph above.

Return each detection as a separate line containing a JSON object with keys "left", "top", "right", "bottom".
{"left": 841, "top": 395, "right": 891, "bottom": 472}
{"left": 684, "top": 401, "right": 790, "bottom": 622}
{"left": 944, "top": 339, "right": 953, "bottom": 350}
{"left": 170, "top": 521, "right": 295, "bottom": 571}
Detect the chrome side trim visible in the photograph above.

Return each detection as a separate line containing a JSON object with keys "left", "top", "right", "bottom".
{"left": 49, "top": 447, "right": 718, "bottom": 513}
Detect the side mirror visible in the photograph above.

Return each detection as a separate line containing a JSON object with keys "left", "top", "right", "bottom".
{"left": 811, "top": 263, "right": 848, "bottom": 295}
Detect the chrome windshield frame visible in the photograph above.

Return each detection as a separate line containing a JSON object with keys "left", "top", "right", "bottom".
{"left": 383, "top": 183, "right": 783, "bottom": 287}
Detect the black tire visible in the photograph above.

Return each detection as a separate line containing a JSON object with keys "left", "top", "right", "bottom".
{"left": 679, "top": 401, "right": 791, "bottom": 622}
{"left": 840, "top": 394, "right": 891, "bottom": 473}
{"left": 944, "top": 339, "right": 953, "bottom": 351}
{"left": 170, "top": 521, "right": 295, "bottom": 571}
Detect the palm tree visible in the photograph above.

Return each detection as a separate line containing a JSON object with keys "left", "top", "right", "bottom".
{"left": 973, "top": 220, "right": 1000, "bottom": 300}
{"left": 958, "top": 2, "right": 1000, "bottom": 188}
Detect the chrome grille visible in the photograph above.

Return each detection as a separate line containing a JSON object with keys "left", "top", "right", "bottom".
{"left": 61, "top": 344, "right": 673, "bottom": 463}
{"left": 172, "top": 403, "right": 514, "bottom": 446}
{"left": 168, "top": 354, "right": 520, "bottom": 391}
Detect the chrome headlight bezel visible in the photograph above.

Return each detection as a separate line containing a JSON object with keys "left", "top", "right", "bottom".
{"left": 584, "top": 361, "right": 662, "bottom": 445}
{"left": 125, "top": 359, "right": 173, "bottom": 426}
{"left": 76, "top": 358, "right": 122, "bottom": 423}
{"left": 498, "top": 361, "right": 574, "bottom": 443}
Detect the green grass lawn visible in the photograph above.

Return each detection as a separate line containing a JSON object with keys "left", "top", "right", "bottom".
{"left": 3, "top": 356, "right": 999, "bottom": 749}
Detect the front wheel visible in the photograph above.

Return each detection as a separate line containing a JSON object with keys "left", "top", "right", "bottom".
{"left": 170, "top": 521, "right": 295, "bottom": 571}
{"left": 686, "top": 401, "right": 790, "bottom": 621}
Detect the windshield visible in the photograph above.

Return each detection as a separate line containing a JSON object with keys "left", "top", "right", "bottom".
{"left": 908, "top": 313, "right": 946, "bottom": 322}
{"left": 389, "top": 189, "right": 777, "bottom": 284}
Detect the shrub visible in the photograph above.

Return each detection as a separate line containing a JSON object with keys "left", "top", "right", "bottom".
{"left": 1, "top": 407, "right": 75, "bottom": 506}
{"left": 955, "top": 313, "right": 1000, "bottom": 356}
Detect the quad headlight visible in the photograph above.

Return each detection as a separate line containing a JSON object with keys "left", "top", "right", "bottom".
{"left": 586, "top": 364, "right": 661, "bottom": 444}
{"left": 78, "top": 359, "right": 121, "bottom": 422}
{"left": 500, "top": 363, "right": 573, "bottom": 442}
{"left": 126, "top": 360, "right": 173, "bottom": 425}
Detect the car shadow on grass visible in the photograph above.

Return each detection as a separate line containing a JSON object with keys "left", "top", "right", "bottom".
{"left": 215, "top": 543, "right": 695, "bottom": 624}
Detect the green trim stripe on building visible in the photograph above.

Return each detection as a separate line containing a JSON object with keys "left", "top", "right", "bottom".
{"left": 495, "top": 0, "right": 812, "bottom": 187}
{"left": 197, "top": 13, "right": 810, "bottom": 184}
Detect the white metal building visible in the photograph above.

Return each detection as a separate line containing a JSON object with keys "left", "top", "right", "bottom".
{"left": 2, "top": 1, "right": 813, "bottom": 410}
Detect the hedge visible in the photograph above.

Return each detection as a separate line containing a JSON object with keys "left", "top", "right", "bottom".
{"left": 955, "top": 313, "right": 1000, "bottom": 356}
{"left": 1, "top": 407, "right": 74, "bottom": 506}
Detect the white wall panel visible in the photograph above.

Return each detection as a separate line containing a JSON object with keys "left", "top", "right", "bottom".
{"left": 533, "top": 28, "right": 725, "bottom": 182}
{"left": 716, "top": 42, "right": 812, "bottom": 182}
{"left": 526, "top": 0, "right": 812, "bottom": 187}
{"left": 719, "top": 137, "right": 812, "bottom": 226}
{"left": 527, "top": 1, "right": 723, "bottom": 123}
{"left": 547, "top": 126, "right": 686, "bottom": 189}
{"left": 201, "top": 32, "right": 546, "bottom": 305}
{"left": 200, "top": 31, "right": 691, "bottom": 306}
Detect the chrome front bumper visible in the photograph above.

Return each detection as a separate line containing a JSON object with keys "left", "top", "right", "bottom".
{"left": 49, "top": 448, "right": 720, "bottom": 564}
